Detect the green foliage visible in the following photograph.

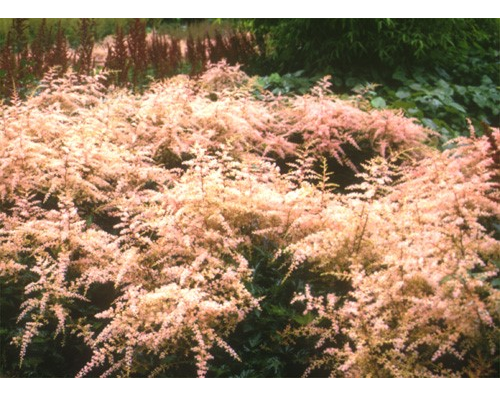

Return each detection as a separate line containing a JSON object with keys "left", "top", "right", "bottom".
{"left": 354, "top": 64, "right": 499, "bottom": 141}
{"left": 0, "top": 19, "right": 130, "bottom": 48}
{"left": 249, "top": 19, "right": 499, "bottom": 77}
{"left": 208, "top": 247, "right": 327, "bottom": 378}
{"left": 0, "top": 273, "right": 116, "bottom": 377}
{"left": 253, "top": 70, "right": 317, "bottom": 96}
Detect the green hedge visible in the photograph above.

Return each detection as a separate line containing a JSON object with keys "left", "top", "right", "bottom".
{"left": 249, "top": 19, "right": 499, "bottom": 78}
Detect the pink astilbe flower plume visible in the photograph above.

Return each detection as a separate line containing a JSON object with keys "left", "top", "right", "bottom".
{"left": 0, "top": 65, "right": 496, "bottom": 378}
{"left": 285, "top": 130, "right": 500, "bottom": 377}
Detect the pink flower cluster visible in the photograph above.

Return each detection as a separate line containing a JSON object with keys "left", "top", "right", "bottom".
{"left": 0, "top": 63, "right": 497, "bottom": 377}
{"left": 288, "top": 131, "right": 499, "bottom": 377}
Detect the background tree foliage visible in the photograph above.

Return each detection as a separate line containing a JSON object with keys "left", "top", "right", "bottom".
{"left": 248, "top": 19, "right": 498, "bottom": 76}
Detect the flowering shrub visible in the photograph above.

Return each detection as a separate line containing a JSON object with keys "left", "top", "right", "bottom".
{"left": 0, "top": 64, "right": 497, "bottom": 377}
{"left": 287, "top": 131, "right": 500, "bottom": 377}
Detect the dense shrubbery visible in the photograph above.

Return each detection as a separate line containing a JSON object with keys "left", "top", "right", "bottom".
{"left": 0, "top": 64, "right": 498, "bottom": 377}
{"left": 250, "top": 19, "right": 498, "bottom": 76}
